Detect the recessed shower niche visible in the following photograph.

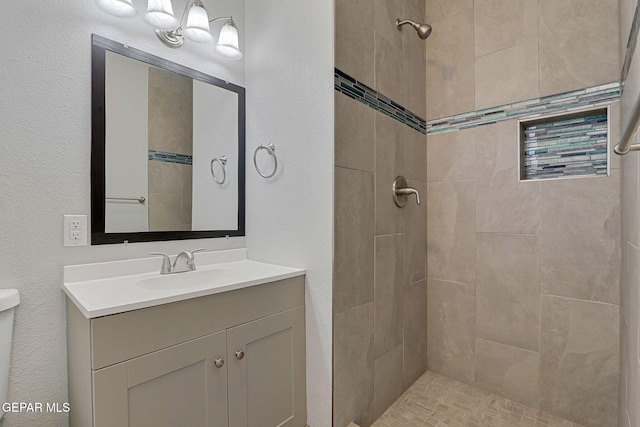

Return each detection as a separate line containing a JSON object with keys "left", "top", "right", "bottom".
{"left": 518, "top": 106, "right": 610, "bottom": 181}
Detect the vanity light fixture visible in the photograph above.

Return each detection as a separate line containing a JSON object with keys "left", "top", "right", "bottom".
{"left": 96, "top": 0, "right": 243, "bottom": 60}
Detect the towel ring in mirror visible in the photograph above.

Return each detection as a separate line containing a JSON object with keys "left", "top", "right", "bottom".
{"left": 253, "top": 144, "right": 278, "bottom": 178}
{"left": 210, "top": 156, "right": 227, "bottom": 185}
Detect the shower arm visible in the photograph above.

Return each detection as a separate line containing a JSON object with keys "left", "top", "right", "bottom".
{"left": 396, "top": 19, "right": 418, "bottom": 29}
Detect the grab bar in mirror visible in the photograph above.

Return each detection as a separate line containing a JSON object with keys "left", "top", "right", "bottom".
{"left": 106, "top": 197, "right": 146, "bottom": 204}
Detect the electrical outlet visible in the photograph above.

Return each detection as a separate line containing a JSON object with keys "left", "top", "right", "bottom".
{"left": 64, "top": 215, "right": 87, "bottom": 246}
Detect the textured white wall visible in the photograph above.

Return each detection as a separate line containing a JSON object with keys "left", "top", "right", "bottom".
{"left": 0, "top": 1, "right": 248, "bottom": 426}
{"left": 244, "top": 0, "right": 334, "bottom": 425}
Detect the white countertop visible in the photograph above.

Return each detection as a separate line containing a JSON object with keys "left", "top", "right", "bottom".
{"left": 63, "top": 249, "right": 305, "bottom": 319}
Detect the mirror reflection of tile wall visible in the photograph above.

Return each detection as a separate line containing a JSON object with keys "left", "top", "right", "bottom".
{"left": 147, "top": 68, "right": 193, "bottom": 231}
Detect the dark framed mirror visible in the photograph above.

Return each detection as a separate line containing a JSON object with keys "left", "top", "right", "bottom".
{"left": 91, "top": 34, "right": 245, "bottom": 245}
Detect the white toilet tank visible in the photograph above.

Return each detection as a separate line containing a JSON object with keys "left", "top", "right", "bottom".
{"left": 0, "top": 289, "right": 19, "bottom": 421}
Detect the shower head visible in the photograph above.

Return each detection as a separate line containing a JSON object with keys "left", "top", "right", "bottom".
{"left": 395, "top": 18, "right": 432, "bottom": 40}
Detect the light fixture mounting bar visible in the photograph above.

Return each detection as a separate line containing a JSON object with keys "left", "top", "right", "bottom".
{"left": 209, "top": 16, "right": 232, "bottom": 24}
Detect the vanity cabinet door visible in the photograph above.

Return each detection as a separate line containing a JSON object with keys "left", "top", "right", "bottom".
{"left": 93, "top": 331, "right": 228, "bottom": 427}
{"left": 227, "top": 306, "right": 306, "bottom": 427}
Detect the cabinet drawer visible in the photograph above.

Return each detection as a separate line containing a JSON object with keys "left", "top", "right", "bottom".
{"left": 91, "top": 276, "right": 304, "bottom": 369}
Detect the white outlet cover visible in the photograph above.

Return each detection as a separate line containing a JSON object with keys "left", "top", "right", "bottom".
{"left": 64, "top": 215, "right": 87, "bottom": 247}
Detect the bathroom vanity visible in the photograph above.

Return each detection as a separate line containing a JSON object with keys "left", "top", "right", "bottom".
{"left": 64, "top": 249, "right": 306, "bottom": 427}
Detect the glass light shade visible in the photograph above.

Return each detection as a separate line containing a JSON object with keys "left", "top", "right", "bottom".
{"left": 144, "top": 0, "right": 179, "bottom": 30}
{"left": 183, "top": 4, "right": 214, "bottom": 43}
{"left": 97, "top": 0, "right": 137, "bottom": 17}
{"left": 214, "top": 21, "right": 242, "bottom": 60}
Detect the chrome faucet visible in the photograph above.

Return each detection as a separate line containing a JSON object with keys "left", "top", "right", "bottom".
{"left": 151, "top": 249, "right": 205, "bottom": 274}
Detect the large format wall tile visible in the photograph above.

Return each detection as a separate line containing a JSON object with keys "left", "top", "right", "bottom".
{"left": 539, "top": 296, "right": 619, "bottom": 427}
{"left": 376, "top": 114, "right": 405, "bottom": 236}
{"left": 148, "top": 192, "right": 189, "bottom": 231}
{"left": 335, "top": 0, "right": 374, "bottom": 87}
{"left": 427, "top": 279, "right": 476, "bottom": 384}
{"left": 403, "top": 280, "right": 427, "bottom": 390}
{"left": 426, "top": 0, "right": 473, "bottom": 23}
{"left": 624, "top": 243, "right": 640, "bottom": 370}
{"left": 629, "top": 351, "right": 640, "bottom": 427}
{"left": 475, "top": 121, "right": 540, "bottom": 234}
{"left": 403, "top": 128, "right": 427, "bottom": 183}
{"left": 149, "top": 161, "right": 188, "bottom": 195}
{"left": 373, "top": 344, "right": 404, "bottom": 421}
{"left": 335, "top": 93, "right": 375, "bottom": 172}
{"left": 474, "top": 0, "right": 538, "bottom": 58}
{"left": 403, "top": 180, "right": 426, "bottom": 285}
{"left": 620, "top": 316, "right": 629, "bottom": 427}
{"left": 375, "top": 33, "right": 406, "bottom": 108}
{"left": 622, "top": 152, "right": 640, "bottom": 248}
{"left": 148, "top": 68, "right": 193, "bottom": 155}
{"left": 475, "top": 41, "right": 539, "bottom": 110}
{"left": 426, "top": 7, "right": 475, "bottom": 120}
{"left": 374, "top": 234, "right": 405, "bottom": 358}
{"left": 474, "top": 120, "right": 518, "bottom": 183}
{"left": 334, "top": 167, "right": 375, "bottom": 315}
{"left": 334, "top": 303, "right": 375, "bottom": 427}
{"left": 538, "top": 0, "right": 619, "bottom": 97}
{"left": 476, "top": 233, "right": 540, "bottom": 352}
{"left": 427, "top": 128, "right": 475, "bottom": 183}
{"left": 404, "top": 52, "right": 427, "bottom": 121}
{"left": 374, "top": 0, "right": 403, "bottom": 50}
{"left": 402, "top": 0, "right": 427, "bottom": 119}
{"left": 540, "top": 171, "right": 621, "bottom": 304}
{"left": 475, "top": 338, "right": 540, "bottom": 408}
{"left": 427, "top": 181, "right": 476, "bottom": 285}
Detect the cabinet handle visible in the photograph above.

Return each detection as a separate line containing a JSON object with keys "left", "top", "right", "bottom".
{"left": 214, "top": 358, "right": 225, "bottom": 368}
{"left": 235, "top": 350, "right": 245, "bottom": 360}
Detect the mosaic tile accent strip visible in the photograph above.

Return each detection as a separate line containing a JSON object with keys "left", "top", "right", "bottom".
{"left": 148, "top": 150, "right": 193, "bottom": 165}
{"left": 621, "top": 0, "right": 640, "bottom": 92}
{"left": 334, "top": 68, "right": 426, "bottom": 134}
{"left": 373, "top": 371, "right": 586, "bottom": 427}
{"left": 521, "top": 110, "right": 608, "bottom": 180}
{"left": 427, "top": 82, "right": 620, "bottom": 135}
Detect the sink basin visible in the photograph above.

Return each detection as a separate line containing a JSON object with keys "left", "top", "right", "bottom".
{"left": 136, "top": 269, "right": 242, "bottom": 291}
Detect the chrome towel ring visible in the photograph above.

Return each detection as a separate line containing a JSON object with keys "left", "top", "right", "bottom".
{"left": 253, "top": 144, "right": 278, "bottom": 178}
{"left": 210, "top": 156, "right": 227, "bottom": 185}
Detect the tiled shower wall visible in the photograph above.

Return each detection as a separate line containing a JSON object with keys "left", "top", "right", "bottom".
{"left": 619, "top": 0, "right": 640, "bottom": 426}
{"left": 333, "top": 0, "right": 427, "bottom": 426}
{"left": 425, "top": 1, "right": 621, "bottom": 427}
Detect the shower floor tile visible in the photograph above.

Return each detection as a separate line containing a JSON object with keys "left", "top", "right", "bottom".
{"left": 372, "top": 371, "right": 586, "bottom": 427}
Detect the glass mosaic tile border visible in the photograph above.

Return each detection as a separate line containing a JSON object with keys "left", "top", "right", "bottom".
{"left": 520, "top": 109, "right": 608, "bottom": 180}
{"left": 148, "top": 150, "right": 193, "bottom": 165}
{"left": 334, "top": 68, "right": 426, "bottom": 134}
{"left": 427, "top": 82, "right": 620, "bottom": 135}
